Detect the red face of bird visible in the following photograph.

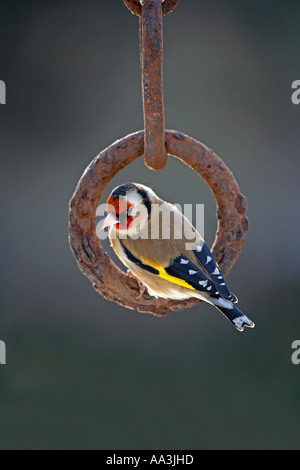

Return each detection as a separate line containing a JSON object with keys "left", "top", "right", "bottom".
{"left": 100, "top": 183, "right": 153, "bottom": 237}
{"left": 103, "top": 196, "right": 134, "bottom": 231}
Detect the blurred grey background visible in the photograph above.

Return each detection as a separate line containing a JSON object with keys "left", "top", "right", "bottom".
{"left": 1, "top": 0, "right": 300, "bottom": 450}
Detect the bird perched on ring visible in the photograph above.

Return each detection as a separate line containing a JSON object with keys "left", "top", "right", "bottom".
{"left": 100, "top": 183, "right": 255, "bottom": 332}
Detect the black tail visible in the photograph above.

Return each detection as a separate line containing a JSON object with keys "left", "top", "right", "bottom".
{"left": 215, "top": 304, "right": 255, "bottom": 332}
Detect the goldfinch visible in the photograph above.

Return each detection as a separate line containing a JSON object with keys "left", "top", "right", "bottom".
{"left": 101, "top": 183, "right": 255, "bottom": 332}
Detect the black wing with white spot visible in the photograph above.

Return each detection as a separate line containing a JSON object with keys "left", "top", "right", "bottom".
{"left": 193, "top": 243, "right": 237, "bottom": 302}
{"left": 165, "top": 254, "right": 220, "bottom": 296}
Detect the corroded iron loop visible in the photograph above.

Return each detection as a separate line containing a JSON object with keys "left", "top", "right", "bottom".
{"left": 69, "top": 130, "right": 249, "bottom": 317}
{"left": 123, "top": 0, "right": 181, "bottom": 17}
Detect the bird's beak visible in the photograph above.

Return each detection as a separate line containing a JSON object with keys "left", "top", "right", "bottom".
{"left": 100, "top": 212, "right": 118, "bottom": 230}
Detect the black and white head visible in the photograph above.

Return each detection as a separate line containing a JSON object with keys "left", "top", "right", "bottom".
{"left": 101, "top": 183, "right": 155, "bottom": 237}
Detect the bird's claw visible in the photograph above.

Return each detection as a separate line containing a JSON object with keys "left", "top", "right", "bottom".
{"left": 127, "top": 270, "right": 146, "bottom": 299}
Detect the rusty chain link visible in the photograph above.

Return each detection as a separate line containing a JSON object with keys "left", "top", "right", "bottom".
{"left": 123, "top": 0, "right": 180, "bottom": 17}
{"left": 140, "top": 0, "right": 167, "bottom": 170}
{"left": 69, "top": 131, "right": 249, "bottom": 316}
{"left": 68, "top": 1, "right": 249, "bottom": 317}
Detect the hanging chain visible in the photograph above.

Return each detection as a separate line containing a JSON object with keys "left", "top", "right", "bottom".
{"left": 123, "top": 0, "right": 180, "bottom": 170}
{"left": 123, "top": 0, "right": 180, "bottom": 17}
{"left": 140, "top": 0, "right": 167, "bottom": 169}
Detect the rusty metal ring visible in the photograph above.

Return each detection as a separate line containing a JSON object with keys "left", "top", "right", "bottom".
{"left": 69, "top": 130, "right": 249, "bottom": 317}
{"left": 123, "top": 0, "right": 181, "bottom": 17}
